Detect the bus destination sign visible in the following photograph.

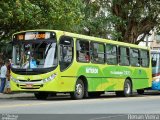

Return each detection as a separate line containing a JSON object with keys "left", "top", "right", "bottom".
{"left": 16, "top": 32, "right": 52, "bottom": 40}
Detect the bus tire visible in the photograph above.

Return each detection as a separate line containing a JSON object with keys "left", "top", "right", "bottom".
{"left": 34, "top": 92, "right": 48, "bottom": 100}
{"left": 116, "top": 79, "right": 132, "bottom": 97}
{"left": 137, "top": 89, "right": 144, "bottom": 95}
{"left": 70, "top": 79, "right": 84, "bottom": 100}
{"left": 124, "top": 79, "right": 132, "bottom": 97}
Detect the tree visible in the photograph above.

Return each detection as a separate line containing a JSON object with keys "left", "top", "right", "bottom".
{"left": 82, "top": 0, "right": 160, "bottom": 44}
{"left": 104, "top": 0, "right": 160, "bottom": 44}
{"left": 0, "top": 0, "right": 42, "bottom": 42}
{"left": 81, "top": 0, "right": 109, "bottom": 38}
{"left": 0, "top": 0, "right": 84, "bottom": 42}
{"left": 29, "top": 0, "right": 84, "bottom": 32}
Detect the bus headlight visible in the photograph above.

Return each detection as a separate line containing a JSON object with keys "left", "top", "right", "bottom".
{"left": 10, "top": 76, "right": 19, "bottom": 83}
{"left": 43, "top": 74, "right": 57, "bottom": 83}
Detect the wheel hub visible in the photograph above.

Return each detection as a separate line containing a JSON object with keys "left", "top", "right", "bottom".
{"left": 125, "top": 83, "right": 131, "bottom": 94}
{"left": 76, "top": 84, "right": 83, "bottom": 95}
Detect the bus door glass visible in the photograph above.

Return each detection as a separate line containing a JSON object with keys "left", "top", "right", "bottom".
{"left": 59, "top": 36, "right": 73, "bottom": 71}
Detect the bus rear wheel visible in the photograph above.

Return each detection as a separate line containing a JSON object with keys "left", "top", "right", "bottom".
{"left": 34, "top": 92, "right": 49, "bottom": 100}
{"left": 70, "top": 79, "right": 84, "bottom": 100}
{"left": 116, "top": 79, "right": 132, "bottom": 97}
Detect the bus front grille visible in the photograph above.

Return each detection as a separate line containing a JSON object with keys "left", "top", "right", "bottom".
{"left": 19, "top": 79, "right": 42, "bottom": 82}
{"left": 17, "top": 84, "right": 43, "bottom": 89}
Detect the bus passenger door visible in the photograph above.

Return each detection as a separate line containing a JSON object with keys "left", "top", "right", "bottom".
{"left": 59, "top": 36, "right": 75, "bottom": 91}
{"left": 59, "top": 36, "right": 74, "bottom": 71}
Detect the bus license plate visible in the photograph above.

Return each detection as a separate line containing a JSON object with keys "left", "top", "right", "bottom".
{"left": 26, "top": 84, "right": 33, "bottom": 88}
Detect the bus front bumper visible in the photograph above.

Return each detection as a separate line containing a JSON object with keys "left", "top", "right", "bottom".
{"left": 10, "top": 80, "right": 58, "bottom": 92}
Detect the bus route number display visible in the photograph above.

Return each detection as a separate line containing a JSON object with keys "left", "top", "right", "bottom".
{"left": 17, "top": 32, "right": 51, "bottom": 40}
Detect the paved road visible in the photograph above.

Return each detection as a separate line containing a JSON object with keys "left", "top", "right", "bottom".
{"left": 0, "top": 92, "right": 160, "bottom": 120}
{"left": 0, "top": 114, "right": 130, "bottom": 120}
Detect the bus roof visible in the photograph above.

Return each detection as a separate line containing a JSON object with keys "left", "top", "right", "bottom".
{"left": 13, "top": 29, "right": 149, "bottom": 50}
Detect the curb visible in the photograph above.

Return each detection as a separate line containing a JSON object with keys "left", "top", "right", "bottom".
{"left": 0, "top": 93, "right": 34, "bottom": 99}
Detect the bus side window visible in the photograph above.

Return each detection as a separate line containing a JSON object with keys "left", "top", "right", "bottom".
{"left": 76, "top": 39, "right": 90, "bottom": 62}
{"left": 106, "top": 44, "right": 118, "bottom": 65}
{"left": 90, "top": 42, "right": 105, "bottom": 64}
{"left": 59, "top": 36, "right": 73, "bottom": 71}
{"left": 119, "top": 46, "right": 130, "bottom": 66}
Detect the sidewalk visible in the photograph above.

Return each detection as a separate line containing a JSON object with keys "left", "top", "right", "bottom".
{"left": 0, "top": 92, "right": 34, "bottom": 99}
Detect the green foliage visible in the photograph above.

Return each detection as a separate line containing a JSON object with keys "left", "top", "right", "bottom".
{"left": 29, "top": 0, "right": 84, "bottom": 31}
{"left": 81, "top": 0, "right": 160, "bottom": 44}
{"left": 0, "top": 0, "right": 84, "bottom": 43}
{"left": 0, "top": 0, "right": 41, "bottom": 41}
{"left": 104, "top": 0, "right": 160, "bottom": 44}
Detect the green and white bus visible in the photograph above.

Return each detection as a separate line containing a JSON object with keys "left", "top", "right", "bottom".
{"left": 10, "top": 30, "right": 152, "bottom": 99}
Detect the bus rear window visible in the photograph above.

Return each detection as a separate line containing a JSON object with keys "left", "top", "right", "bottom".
{"left": 140, "top": 50, "right": 149, "bottom": 67}
{"left": 130, "top": 48, "right": 140, "bottom": 67}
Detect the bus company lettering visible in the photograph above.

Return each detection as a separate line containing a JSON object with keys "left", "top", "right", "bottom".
{"left": 110, "top": 71, "right": 131, "bottom": 75}
{"left": 86, "top": 67, "right": 98, "bottom": 74}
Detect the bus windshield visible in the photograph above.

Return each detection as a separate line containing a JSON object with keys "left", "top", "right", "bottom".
{"left": 151, "top": 53, "right": 160, "bottom": 67}
{"left": 151, "top": 52, "right": 160, "bottom": 77}
{"left": 12, "top": 32, "right": 57, "bottom": 69}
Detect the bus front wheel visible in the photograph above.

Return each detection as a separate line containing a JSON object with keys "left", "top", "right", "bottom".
{"left": 70, "top": 79, "right": 84, "bottom": 100}
{"left": 34, "top": 92, "right": 48, "bottom": 100}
